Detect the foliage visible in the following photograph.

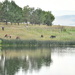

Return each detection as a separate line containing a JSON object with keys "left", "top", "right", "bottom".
{"left": 44, "top": 11, "right": 55, "bottom": 26}
{"left": 9, "top": 1, "right": 22, "bottom": 25}
{"left": 0, "top": 48, "right": 51, "bottom": 75}
{"left": 0, "top": 2, "right": 3, "bottom": 22}
{"left": 0, "top": 0, "right": 55, "bottom": 25}
{"left": 2, "top": 39, "right": 75, "bottom": 47}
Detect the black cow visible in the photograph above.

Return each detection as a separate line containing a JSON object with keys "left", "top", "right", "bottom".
{"left": 41, "top": 35, "right": 43, "bottom": 37}
{"left": 50, "top": 35, "right": 56, "bottom": 38}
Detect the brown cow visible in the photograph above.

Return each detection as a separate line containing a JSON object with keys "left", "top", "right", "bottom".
{"left": 4, "top": 34, "right": 8, "bottom": 38}
{"left": 16, "top": 36, "right": 20, "bottom": 39}
{"left": 4, "top": 34, "right": 11, "bottom": 38}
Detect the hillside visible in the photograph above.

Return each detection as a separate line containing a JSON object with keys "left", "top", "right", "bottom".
{"left": 0, "top": 24, "right": 75, "bottom": 41}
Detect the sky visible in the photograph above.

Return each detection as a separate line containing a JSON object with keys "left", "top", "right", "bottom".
{"left": 0, "top": 0, "right": 75, "bottom": 16}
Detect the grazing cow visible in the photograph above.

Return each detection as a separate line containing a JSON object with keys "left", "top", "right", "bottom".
{"left": 4, "top": 34, "right": 11, "bottom": 38}
{"left": 9, "top": 35, "right": 11, "bottom": 38}
{"left": 41, "top": 35, "right": 43, "bottom": 38}
{"left": 16, "top": 36, "right": 20, "bottom": 39}
{"left": 2, "top": 27, "right": 4, "bottom": 31}
{"left": 50, "top": 35, "right": 56, "bottom": 38}
{"left": 4, "top": 34, "right": 8, "bottom": 38}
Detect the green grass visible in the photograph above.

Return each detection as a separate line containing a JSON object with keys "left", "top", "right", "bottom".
{"left": 0, "top": 24, "right": 75, "bottom": 41}
{"left": 1, "top": 39, "right": 75, "bottom": 47}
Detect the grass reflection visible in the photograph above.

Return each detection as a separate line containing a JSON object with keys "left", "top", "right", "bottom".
{"left": 0, "top": 46, "right": 52, "bottom": 75}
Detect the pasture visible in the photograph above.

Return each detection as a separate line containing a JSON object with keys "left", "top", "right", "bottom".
{"left": 0, "top": 24, "right": 75, "bottom": 41}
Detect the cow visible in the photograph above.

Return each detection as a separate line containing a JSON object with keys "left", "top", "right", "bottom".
{"left": 41, "top": 35, "right": 44, "bottom": 38}
{"left": 4, "top": 34, "right": 8, "bottom": 38}
{"left": 16, "top": 36, "right": 20, "bottom": 39}
{"left": 2, "top": 27, "right": 4, "bottom": 31}
{"left": 9, "top": 35, "right": 11, "bottom": 38}
{"left": 4, "top": 34, "right": 11, "bottom": 38}
{"left": 50, "top": 35, "right": 56, "bottom": 38}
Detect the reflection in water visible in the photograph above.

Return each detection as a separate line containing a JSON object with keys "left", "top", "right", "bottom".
{"left": 0, "top": 46, "right": 75, "bottom": 75}
{"left": 51, "top": 46, "right": 75, "bottom": 55}
{"left": 0, "top": 47, "right": 52, "bottom": 75}
{"left": 0, "top": 54, "right": 5, "bottom": 75}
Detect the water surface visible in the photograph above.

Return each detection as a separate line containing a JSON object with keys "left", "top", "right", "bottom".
{"left": 0, "top": 46, "right": 75, "bottom": 75}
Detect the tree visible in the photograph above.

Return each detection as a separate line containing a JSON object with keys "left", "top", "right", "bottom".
{"left": 9, "top": 0, "right": 22, "bottom": 25}
{"left": 44, "top": 11, "right": 55, "bottom": 26}
{"left": 2, "top": 0, "right": 10, "bottom": 25}
{"left": 34, "top": 8, "right": 45, "bottom": 25}
{"left": 31, "top": 8, "right": 42, "bottom": 25}
{"left": 22, "top": 5, "right": 34, "bottom": 24}
{"left": 7, "top": 0, "right": 16, "bottom": 25}
{"left": 30, "top": 8, "right": 55, "bottom": 25}
{"left": 0, "top": 2, "right": 3, "bottom": 22}
{"left": 30, "top": 9, "right": 38, "bottom": 24}
{"left": 30, "top": 8, "right": 45, "bottom": 25}
{"left": 0, "top": 0, "right": 55, "bottom": 26}
{"left": 1, "top": 0, "right": 22, "bottom": 25}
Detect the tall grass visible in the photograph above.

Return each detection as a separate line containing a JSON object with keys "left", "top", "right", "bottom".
{"left": 1, "top": 39, "right": 75, "bottom": 48}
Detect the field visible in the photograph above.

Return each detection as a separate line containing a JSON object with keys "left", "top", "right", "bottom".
{"left": 0, "top": 24, "right": 75, "bottom": 41}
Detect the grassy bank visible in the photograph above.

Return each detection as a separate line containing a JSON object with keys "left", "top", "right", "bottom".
{"left": 1, "top": 39, "right": 75, "bottom": 47}
{"left": 0, "top": 24, "right": 75, "bottom": 41}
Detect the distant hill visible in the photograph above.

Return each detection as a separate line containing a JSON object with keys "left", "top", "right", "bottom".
{"left": 53, "top": 15, "right": 75, "bottom": 26}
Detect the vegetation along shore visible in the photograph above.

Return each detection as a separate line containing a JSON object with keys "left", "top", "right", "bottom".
{"left": 0, "top": 24, "right": 75, "bottom": 46}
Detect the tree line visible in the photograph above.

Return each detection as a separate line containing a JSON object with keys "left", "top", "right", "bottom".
{"left": 0, "top": 0, "right": 55, "bottom": 26}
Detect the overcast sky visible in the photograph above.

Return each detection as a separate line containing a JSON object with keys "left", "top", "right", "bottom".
{"left": 1, "top": 0, "right": 75, "bottom": 16}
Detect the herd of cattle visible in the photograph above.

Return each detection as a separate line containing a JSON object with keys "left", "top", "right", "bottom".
{"left": 4, "top": 34, "right": 56, "bottom": 39}
{"left": 4, "top": 34, "right": 20, "bottom": 39}
{"left": 2, "top": 26, "right": 20, "bottom": 39}
{"left": 2, "top": 27, "right": 56, "bottom": 39}
{"left": 41, "top": 35, "right": 56, "bottom": 38}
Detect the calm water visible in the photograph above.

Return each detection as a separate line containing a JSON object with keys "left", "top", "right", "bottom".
{"left": 0, "top": 46, "right": 75, "bottom": 75}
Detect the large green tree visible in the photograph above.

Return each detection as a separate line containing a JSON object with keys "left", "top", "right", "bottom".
{"left": 0, "top": 0, "right": 55, "bottom": 26}
{"left": 30, "top": 8, "right": 55, "bottom": 25}
{"left": 30, "top": 9, "right": 38, "bottom": 24}
{"left": 1, "top": 0, "right": 22, "bottom": 25}
{"left": 2, "top": 0, "right": 11, "bottom": 25}
{"left": 44, "top": 11, "right": 55, "bottom": 26}
{"left": 23, "top": 5, "right": 34, "bottom": 24}
{"left": 9, "top": 0, "right": 22, "bottom": 25}
{"left": 0, "top": 2, "right": 3, "bottom": 22}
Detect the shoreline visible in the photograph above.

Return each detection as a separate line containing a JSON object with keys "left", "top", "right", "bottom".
{"left": 1, "top": 39, "right": 75, "bottom": 47}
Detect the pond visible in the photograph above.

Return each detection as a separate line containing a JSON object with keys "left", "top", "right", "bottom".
{"left": 0, "top": 46, "right": 75, "bottom": 75}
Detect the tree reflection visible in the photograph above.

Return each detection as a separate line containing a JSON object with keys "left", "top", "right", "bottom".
{"left": 0, "top": 55, "right": 5, "bottom": 75}
{"left": 5, "top": 58, "right": 21, "bottom": 75}
{"left": 0, "top": 48, "right": 52, "bottom": 75}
